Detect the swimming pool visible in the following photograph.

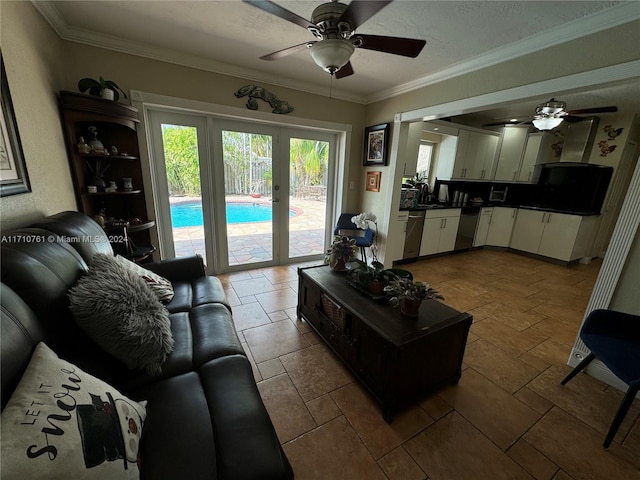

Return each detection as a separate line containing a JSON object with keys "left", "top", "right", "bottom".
{"left": 170, "top": 201, "right": 293, "bottom": 228}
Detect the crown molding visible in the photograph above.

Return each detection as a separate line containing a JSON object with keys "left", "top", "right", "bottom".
{"left": 367, "top": 2, "right": 640, "bottom": 104}
{"left": 33, "top": 1, "right": 639, "bottom": 106}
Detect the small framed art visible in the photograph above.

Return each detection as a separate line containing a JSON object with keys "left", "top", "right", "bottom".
{"left": 366, "top": 171, "right": 381, "bottom": 192}
{"left": 363, "top": 123, "right": 389, "bottom": 166}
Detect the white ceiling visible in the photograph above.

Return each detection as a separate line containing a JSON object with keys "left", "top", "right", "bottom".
{"left": 36, "top": 0, "right": 639, "bottom": 112}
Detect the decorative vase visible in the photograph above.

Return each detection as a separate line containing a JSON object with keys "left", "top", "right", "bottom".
{"left": 368, "top": 280, "right": 387, "bottom": 296}
{"left": 400, "top": 298, "right": 422, "bottom": 317}
{"left": 331, "top": 258, "right": 347, "bottom": 272}
{"left": 100, "top": 88, "right": 115, "bottom": 101}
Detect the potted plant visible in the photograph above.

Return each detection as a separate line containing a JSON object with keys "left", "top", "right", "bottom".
{"left": 78, "top": 76, "right": 128, "bottom": 102}
{"left": 384, "top": 276, "right": 444, "bottom": 317}
{"left": 347, "top": 259, "right": 408, "bottom": 295}
{"left": 325, "top": 235, "right": 358, "bottom": 271}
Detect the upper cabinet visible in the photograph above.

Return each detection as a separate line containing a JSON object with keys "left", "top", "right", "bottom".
{"left": 434, "top": 127, "right": 499, "bottom": 181}
{"left": 400, "top": 122, "right": 423, "bottom": 176}
{"left": 494, "top": 126, "right": 528, "bottom": 182}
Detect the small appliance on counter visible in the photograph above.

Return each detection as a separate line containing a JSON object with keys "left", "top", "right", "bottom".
{"left": 489, "top": 186, "right": 508, "bottom": 203}
{"left": 399, "top": 188, "right": 420, "bottom": 209}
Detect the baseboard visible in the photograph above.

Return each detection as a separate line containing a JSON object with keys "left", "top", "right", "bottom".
{"left": 567, "top": 348, "right": 638, "bottom": 398}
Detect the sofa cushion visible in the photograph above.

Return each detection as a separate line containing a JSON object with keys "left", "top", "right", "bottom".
{"left": 69, "top": 254, "right": 174, "bottom": 375}
{"left": 165, "top": 276, "right": 231, "bottom": 313}
{"left": 115, "top": 255, "right": 174, "bottom": 303}
{"left": 1, "top": 343, "right": 146, "bottom": 479}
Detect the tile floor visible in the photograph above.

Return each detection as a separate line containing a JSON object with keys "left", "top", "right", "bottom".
{"left": 217, "top": 249, "right": 640, "bottom": 480}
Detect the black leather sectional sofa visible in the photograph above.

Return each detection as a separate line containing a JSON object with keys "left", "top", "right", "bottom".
{"left": 0, "top": 211, "right": 293, "bottom": 479}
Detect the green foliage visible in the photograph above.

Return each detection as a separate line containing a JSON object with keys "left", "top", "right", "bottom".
{"left": 161, "top": 129, "right": 328, "bottom": 197}
{"left": 162, "top": 125, "right": 201, "bottom": 196}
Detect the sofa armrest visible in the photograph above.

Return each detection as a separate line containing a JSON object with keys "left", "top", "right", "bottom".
{"left": 144, "top": 255, "right": 206, "bottom": 282}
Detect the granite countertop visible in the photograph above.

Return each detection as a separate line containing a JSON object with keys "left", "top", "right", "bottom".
{"left": 400, "top": 203, "right": 600, "bottom": 216}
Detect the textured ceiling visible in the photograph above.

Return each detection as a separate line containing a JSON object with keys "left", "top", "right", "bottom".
{"left": 38, "top": 0, "right": 638, "bottom": 111}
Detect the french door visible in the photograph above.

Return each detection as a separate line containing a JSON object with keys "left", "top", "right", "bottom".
{"left": 148, "top": 111, "right": 334, "bottom": 273}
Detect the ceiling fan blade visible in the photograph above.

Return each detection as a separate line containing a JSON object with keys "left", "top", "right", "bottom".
{"left": 356, "top": 34, "right": 426, "bottom": 57}
{"left": 338, "top": 0, "right": 392, "bottom": 30}
{"left": 259, "top": 41, "right": 314, "bottom": 61}
{"left": 243, "top": 0, "right": 316, "bottom": 30}
{"left": 335, "top": 61, "right": 354, "bottom": 79}
{"left": 566, "top": 106, "right": 618, "bottom": 115}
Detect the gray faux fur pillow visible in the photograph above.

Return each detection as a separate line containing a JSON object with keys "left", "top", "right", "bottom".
{"left": 69, "top": 253, "right": 174, "bottom": 375}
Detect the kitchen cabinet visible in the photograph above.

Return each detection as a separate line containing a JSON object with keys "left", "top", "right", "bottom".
{"left": 517, "top": 133, "right": 543, "bottom": 183}
{"left": 420, "top": 208, "right": 461, "bottom": 256}
{"left": 494, "top": 127, "right": 528, "bottom": 182}
{"left": 473, "top": 208, "right": 493, "bottom": 247}
{"left": 435, "top": 130, "right": 499, "bottom": 181}
{"left": 59, "top": 91, "right": 156, "bottom": 261}
{"left": 510, "top": 209, "right": 597, "bottom": 261}
{"left": 390, "top": 211, "right": 410, "bottom": 262}
{"left": 486, "top": 207, "right": 517, "bottom": 247}
{"left": 401, "top": 122, "right": 423, "bottom": 176}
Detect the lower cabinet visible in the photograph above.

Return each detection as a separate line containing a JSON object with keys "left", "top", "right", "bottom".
{"left": 419, "top": 208, "right": 461, "bottom": 256}
{"left": 486, "top": 207, "right": 517, "bottom": 247}
{"left": 510, "top": 209, "right": 597, "bottom": 262}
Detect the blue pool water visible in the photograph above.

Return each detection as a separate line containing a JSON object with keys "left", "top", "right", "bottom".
{"left": 171, "top": 201, "right": 292, "bottom": 228}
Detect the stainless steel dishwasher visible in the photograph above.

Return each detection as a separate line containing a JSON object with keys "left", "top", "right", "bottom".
{"left": 454, "top": 207, "right": 480, "bottom": 251}
{"left": 403, "top": 210, "right": 426, "bottom": 259}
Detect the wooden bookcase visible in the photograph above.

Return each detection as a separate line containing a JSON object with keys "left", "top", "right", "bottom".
{"left": 59, "top": 91, "right": 156, "bottom": 261}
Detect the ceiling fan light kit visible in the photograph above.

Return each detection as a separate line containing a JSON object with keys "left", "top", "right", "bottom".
{"left": 244, "top": 0, "right": 425, "bottom": 78}
{"left": 309, "top": 39, "right": 355, "bottom": 74}
{"left": 532, "top": 117, "right": 564, "bottom": 131}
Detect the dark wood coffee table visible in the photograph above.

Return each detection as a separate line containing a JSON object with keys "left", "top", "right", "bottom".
{"left": 297, "top": 265, "right": 472, "bottom": 422}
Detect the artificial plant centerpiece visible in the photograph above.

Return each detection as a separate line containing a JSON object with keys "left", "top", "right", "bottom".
{"left": 325, "top": 235, "right": 358, "bottom": 271}
{"left": 384, "top": 276, "right": 444, "bottom": 317}
{"left": 78, "top": 77, "right": 128, "bottom": 102}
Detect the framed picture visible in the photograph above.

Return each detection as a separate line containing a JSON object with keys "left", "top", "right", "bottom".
{"left": 363, "top": 123, "right": 389, "bottom": 166}
{"left": 366, "top": 171, "right": 381, "bottom": 192}
{"left": 1, "top": 52, "right": 31, "bottom": 197}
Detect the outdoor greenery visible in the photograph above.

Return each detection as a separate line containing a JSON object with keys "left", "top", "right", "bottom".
{"left": 161, "top": 126, "right": 328, "bottom": 197}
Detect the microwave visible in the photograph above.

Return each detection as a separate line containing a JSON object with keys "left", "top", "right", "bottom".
{"left": 489, "top": 186, "right": 508, "bottom": 202}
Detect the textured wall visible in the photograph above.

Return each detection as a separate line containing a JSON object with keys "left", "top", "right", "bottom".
{"left": 0, "top": 1, "right": 76, "bottom": 230}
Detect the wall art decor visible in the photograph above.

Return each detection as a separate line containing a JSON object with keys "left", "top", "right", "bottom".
{"left": 603, "top": 124, "right": 623, "bottom": 141}
{"left": 0, "top": 52, "right": 31, "bottom": 197}
{"left": 234, "top": 85, "right": 294, "bottom": 114}
{"left": 363, "top": 123, "right": 389, "bottom": 166}
{"left": 366, "top": 171, "right": 381, "bottom": 192}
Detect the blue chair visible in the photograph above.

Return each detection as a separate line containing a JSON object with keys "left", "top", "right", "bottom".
{"left": 560, "top": 309, "right": 640, "bottom": 448}
{"left": 334, "top": 213, "right": 375, "bottom": 261}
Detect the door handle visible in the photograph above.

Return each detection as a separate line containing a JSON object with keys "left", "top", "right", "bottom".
{"left": 271, "top": 198, "right": 280, "bottom": 203}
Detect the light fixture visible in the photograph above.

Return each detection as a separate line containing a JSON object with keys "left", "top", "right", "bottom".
{"left": 532, "top": 117, "right": 564, "bottom": 131}
{"left": 532, "top": 98, "right": 567, "bottom": 131}
{"left": 309, "top": 39, "right": 354, "bottom": 75}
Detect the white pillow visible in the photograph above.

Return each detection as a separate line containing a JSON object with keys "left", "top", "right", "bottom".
{"left": 1, "top": 343, "right": 147, "bottom": 479}
{"left": 115, "top": 255, "right": 174, "bottom": 303}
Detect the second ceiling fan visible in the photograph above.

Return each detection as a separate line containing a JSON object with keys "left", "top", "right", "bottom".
{"left": 243, "top": 0, "right": 426, "bottom": 78}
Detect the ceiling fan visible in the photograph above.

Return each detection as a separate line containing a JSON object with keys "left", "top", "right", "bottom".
{"left": 243, "top": 0, "right": 426, "bottom": 78}
{"left": 484, "top": 98, "right": 618, "bottom": 130}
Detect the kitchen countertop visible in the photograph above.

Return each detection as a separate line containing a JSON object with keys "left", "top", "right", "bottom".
{"left": 401, "top": 203, "right": 600, "bottom": 216}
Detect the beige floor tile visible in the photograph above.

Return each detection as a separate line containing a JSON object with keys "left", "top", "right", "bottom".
{"left": 282, "top": 416, "right": 386, "bottom": 480}
{"left": 527, "top": 366, "right": 639, "bottom": 440}
{"left": 231, "top": 276, "right": 279, "bottom": 297}
{"left": 257, "top": 357, "right": 285, "bottom": 379}
{"left": 514, "top": 387, "right": 554, "bottom": 416}
{"left": 231, "top": 301, "right": 272, "bottom": 331}
{"left": 404, "top": 412, "right": 535, "bottom": 480}
{"left": 438, "top": 368, "right": 540, "bottom": 450}
{"left": 464, "top": 338, "right": 543, "bottom": 394}
{"left": 280, "top": 343, "right": 352, "bottom": 402}
{"left": 524, "top": 407, "right": 640, "bottom": 480}
{"left": 378, "top": 446, "right": 426, "bottom": 480}
{"left": 471, "top": 301, "right": 547, "bottom": 331}
{"left": 243, "top": 320, "right": 310, "bottom": 363}
{"left": 255, "top": 288, "right": 299, "bottom": 313}
{"left": 471, "top": 318, "right": 547, "bottom": 357}
{"left": 420, "top": 392, "right": 453, "bottom": 420}
{"left": 331, "top": 382, "right": 434, "bottom": 459}
{"left": 257, "top": 373, "right": 316, "bottom": 443}
{"left": 507, "top": 438, "right": 559, "bottom": 480}
{"left": 305, "top": 394, "right": 341, "bottom": 426}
